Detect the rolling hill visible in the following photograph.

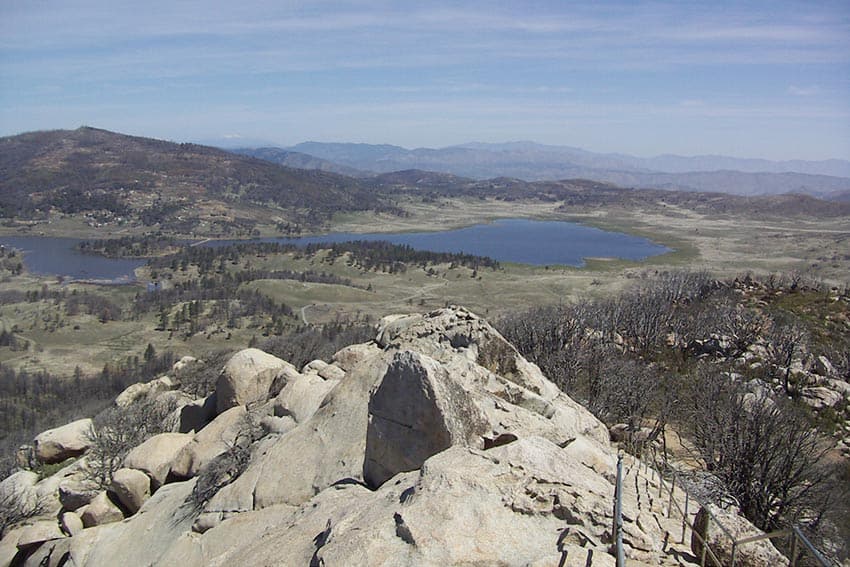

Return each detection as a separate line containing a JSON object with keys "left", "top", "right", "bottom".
{"left": 0, "top": 127, "right": 395, "bottom": 234}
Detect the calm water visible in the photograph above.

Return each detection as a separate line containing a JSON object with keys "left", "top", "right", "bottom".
{"left": 0, "top": 236, "right": 146, "bottom": 283}
{"left": 0, "top": 219, "right": 669, "bottom": 283}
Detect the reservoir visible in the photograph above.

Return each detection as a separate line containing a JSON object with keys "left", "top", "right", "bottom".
{"left": 0, "top": 219, "right": 669, "bottom": 283}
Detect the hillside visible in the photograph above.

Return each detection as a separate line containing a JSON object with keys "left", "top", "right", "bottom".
{"left": 231, "top": 147, "right": 369, "bottom": 177}
{"left": 373, "top": 170, "right": 850, "bottom": 218}
{"left": 0, "top": 128, "right": 394, "bottom": 235}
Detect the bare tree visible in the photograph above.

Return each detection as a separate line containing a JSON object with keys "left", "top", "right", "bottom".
{"left": 766, "top": 315, "right": 809, "bottom": 396}
{"left": 0, "top": 478, "right": 46, "bottom": 535}
{"left": 678, "top": 366, "right": 833, "bottom": 532}
{"left": 84, "top": 395, "right": 178, "bottom": 488}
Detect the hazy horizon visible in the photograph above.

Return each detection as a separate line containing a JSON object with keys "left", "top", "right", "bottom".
{"left": 2, "top": 1, "right": 849, "bottom": 161}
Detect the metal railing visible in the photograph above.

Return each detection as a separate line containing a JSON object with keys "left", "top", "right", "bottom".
{"left": 611, "top": 445, "right": 834, "bottom": 566}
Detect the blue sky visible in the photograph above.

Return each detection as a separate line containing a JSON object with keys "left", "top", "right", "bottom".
{"left": 1, "top": 0, "right": 849, "bottom": 160}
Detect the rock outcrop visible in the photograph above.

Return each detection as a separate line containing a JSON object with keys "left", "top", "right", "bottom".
{"left": 2, "top": 306, "right": 794, "bottom": 567}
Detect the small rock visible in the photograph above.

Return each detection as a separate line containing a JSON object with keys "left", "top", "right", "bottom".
{"left": 692, "top": 504, "right": 785, "bottom": 566}
{"left": 331, "top": 342, "right": 380, "bottom": 372}
{"left": 177, "top": 395, "right": 218, "bottom": 433}
{"left": 172, "top": 355, "right": 198, "bottom": 372}
{"left": 813, "top": 355, "right": 835, "bottom": 377}
{"left": 301, "top": 359, "right": 328, "bottom": 375}
{"left": 60, "top": 511, "right": 84, "bottom": 536}
{"left": 318, "top": 364, "right": 345, "bottom": 381}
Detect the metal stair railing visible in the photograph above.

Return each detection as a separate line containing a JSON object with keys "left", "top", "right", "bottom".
{"left": 620, "top": 444, "right": 836, "bottom": 567}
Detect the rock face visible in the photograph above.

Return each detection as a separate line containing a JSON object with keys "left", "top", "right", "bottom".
{"left": 363, "top": 350, "right": 488, "bottom": 488}
{"left": 215, "top": 348, "right": 296, "bottom": 413}
{"left": 691, "top": 504, "right": 786, "bottom": 566}
{"left": 33, "top": 418, "right": 93, "bottom": 464}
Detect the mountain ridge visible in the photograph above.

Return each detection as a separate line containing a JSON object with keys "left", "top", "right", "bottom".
{"left": 269, "top": 140, "right": 850, "bottom": 198}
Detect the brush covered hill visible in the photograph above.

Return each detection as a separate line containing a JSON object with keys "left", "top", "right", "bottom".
{"left": 0, "top": 127, "right": 394, "bottom": 234}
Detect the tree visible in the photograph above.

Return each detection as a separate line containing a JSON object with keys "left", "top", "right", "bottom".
{"left": 767, "top": 316, "right": 808, "bottom": 396}
{"left": 143, "top": 343, "right": 156, "bottom": 363}
{"left": 678, "top": 366, "right": 833, "bottom": 532}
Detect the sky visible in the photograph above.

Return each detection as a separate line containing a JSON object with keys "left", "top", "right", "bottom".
{"left": 1, "top": 0, "right": 849, "bottom": 160}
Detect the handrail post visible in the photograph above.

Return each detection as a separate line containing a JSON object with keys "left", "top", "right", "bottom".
{"left": 730, "top": 542, "right": 737, "bottom": 567}
{"left": 681, "top": 491, "right": 689, "bottom": 544}
{"left": 700, "top": 514, "right": 710, "bottom": 566}
{"left": 667, "top": 475, "right": 676, "bottom": 518}
{"left": 614, "top": 454, "right": 625, "bottom": 567}
{"left": 789, "top": 533, "right": 798, "bottom": 567}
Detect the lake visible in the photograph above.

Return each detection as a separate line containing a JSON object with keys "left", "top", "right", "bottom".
{"left": 0, "top": 219, "right": 669, "bottom": 283}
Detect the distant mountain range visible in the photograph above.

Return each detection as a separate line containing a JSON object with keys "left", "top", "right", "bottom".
{"left": 233, "top": 141, "right": 850, "bottom": 199}
{"left": 2, "top": 128, "right": 847, "bottom": 237}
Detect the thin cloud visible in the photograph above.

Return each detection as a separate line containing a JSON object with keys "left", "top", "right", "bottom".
{"left": 788, "top": 85, "right": 821, "bottom": 96}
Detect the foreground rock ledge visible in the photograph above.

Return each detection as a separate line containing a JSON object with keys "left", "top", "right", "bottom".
{"left": 1, "top": 306, "right": 786, "bottom": 566}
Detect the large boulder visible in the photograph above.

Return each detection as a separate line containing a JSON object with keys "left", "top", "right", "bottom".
{"left": 272, "top": 373, "right": 338, "bottom": 423}
{"left": 691, "top": 504, "right": 786, "bottom": 566}
{"left": 33, "top": 418, "right": 93, "bottom": 464}
{"left": 122, "top": 432, "right": 192, "bottom": 490}
{"left": 195, "top": 353, "right": 392, "bottom": 529}
{"left": 109, "top": 468, "right": 151, "bottom": 515}
{"left": 363, "top": 350, "right": 488, "bottom": 488}
{"left": 80, "top": 491, "right": 125, "bottom": 528}
{"left": 186, "top": 437, "right": 621, "bottom": 567}
{"left": 64, "top": 479, "right": 198, "bottom": 567}
{"left": 215, "top": 348, "right": 296, "bottom": 413}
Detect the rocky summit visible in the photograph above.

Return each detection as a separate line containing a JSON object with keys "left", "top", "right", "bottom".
{"left": 1, "top": 306, "right": 782, "bottom": 566}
